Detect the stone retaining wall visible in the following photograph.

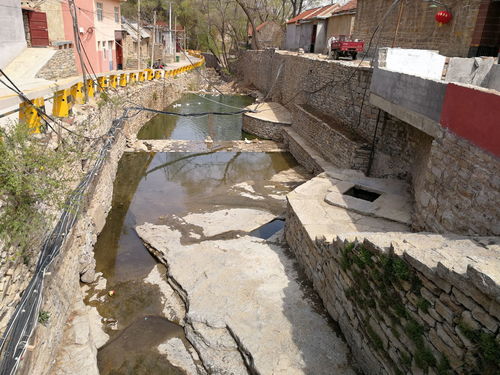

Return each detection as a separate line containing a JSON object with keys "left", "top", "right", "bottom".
{"left": 36, "top": 48, "right": 78, "bottom": 80}
{"left": 4, "top": 72, "right": 201, "bottom": 375}
{"left": 285, "top": 205, "right": 500, "bottom": 375}
{"left": 242, "top": 114, "right": 288, "bottom": 141}
{"left": 292, "top": 104, "right": 371, "bottom": 172}
{"left": 237, "top": 50, "right": 499, "bottom": 237}
{"left": 282, "top": 128, "right": 325, "bottom": 175}
{"left": 235, "top": 50, "right": 428, "bottom": 182}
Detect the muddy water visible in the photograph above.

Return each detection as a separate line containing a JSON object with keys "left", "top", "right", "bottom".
{"left": 89, "top": 94, "right": 298, "bottom": 374}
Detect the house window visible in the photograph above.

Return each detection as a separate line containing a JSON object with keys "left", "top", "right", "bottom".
{"left": 114, "top": 7, "right": 119, "bottom": 23}
{"left": 133, "top": 41, "right": 138, "bottom": 53}
{"left": 96, "top": 2, "right": 103, "bottom": 21}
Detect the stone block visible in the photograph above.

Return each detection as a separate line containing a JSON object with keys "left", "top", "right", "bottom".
{"left": 435, "top": 299, "right": 455, "bottom": 324}
{"left": 436, "top": 323, "right": 463, "bottom": 357}
{"left": 428, "top": 328, "right": 462, "bottom": 370}
{"left": 460, "top": 311, "right": 480, "bottom": 330}
{"left": 484, "top": 64, "right": 500, "bottom": 91}
{"left": 471, "top": 306, "right": 498, "bottom": 333}
{"left": 445, "top": 58, "right": 475, "bottom": 84}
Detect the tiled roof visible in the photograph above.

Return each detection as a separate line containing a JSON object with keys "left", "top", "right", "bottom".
{"left": 286, "top": 7, "right": 322, "bottom": 24}
{"left": 286, "top": 1, "right": 357, "bottom": 24}
{"left": 332, "top": 0, "right": 357, "bottom": 15}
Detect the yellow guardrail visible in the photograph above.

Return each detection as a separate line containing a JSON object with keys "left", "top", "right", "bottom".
{"left": 0, "top": 55, "right": 206, "bottom": 131}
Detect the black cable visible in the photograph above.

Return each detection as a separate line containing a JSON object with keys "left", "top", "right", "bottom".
{"left": 366, "top": 109, "right": 382, "bottom": 176}
{"left": 0, "top": 108, "right": 130, "bottom": 375}
{"left": 0, "top": 68, "right": 103, "bottom": 141}
{"left": 128, "top": 106, "right": 252, "bottom": 117}
{"left": 281, "top": 0, "right": 403, "bottom": 107}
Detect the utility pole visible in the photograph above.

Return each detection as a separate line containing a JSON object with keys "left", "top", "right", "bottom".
{"left": 174, "top": 15, "right": 177, "bottom": 60}
{"left": 137, "top": 0, "right": 141, "bottom": 69}
{"left": 169, "top": 2, "right": 173, "bottom": 59}
{"left": 68, "top": 0, "right": 88, "bottom": 101}
{"left": 151, "top": 10, "right": 156, "bottom": 68}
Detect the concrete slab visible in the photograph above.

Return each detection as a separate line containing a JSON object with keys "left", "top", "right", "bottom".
{"left": 245, "top": 102, "right": 292, "bottom": 124}
{"left": 324, "top": 178, "right": 412, "bottom": 225}
{"left": 4, "top": 47, "right": 57, "bottom": 82}
{"left": 287, "top": 173, "right": 409, "bottom": 244}
{"left": 446, "top": 57, "right": 475, "bottom": 84}
{"left": 485, "top": 64, "right": 500, "bottom": 92}
{"left": 126, "top": 139, "right": 287, "bottom": 153}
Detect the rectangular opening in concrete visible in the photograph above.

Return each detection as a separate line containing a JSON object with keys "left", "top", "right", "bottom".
{"left": 343, "top": 186, "right": 381, "bottom": 202}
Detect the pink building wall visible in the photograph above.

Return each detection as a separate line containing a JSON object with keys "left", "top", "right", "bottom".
{"left": 62, "top": 0, "right": 120, "bottom": 74}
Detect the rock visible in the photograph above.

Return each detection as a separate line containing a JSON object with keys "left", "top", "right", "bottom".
{"left": 93, "top": 274, "right": 107, "bottom": 291}
{"left": 87, "top": 306, "right": 109, "bottom": 349}
{"left": 137, "top": 223, "right": 355, "bottom": 375}
{"left": 182, "top": 208, "right": 276, "bottom": 237}
{"left": 80, "top": 268, "right": 96, "bottom": 284}
{"left": 157, "top": 337, "right": 201, "bottom": 375}
{"left": 144, "top": 264, "right": 186, "bottom": 324}
{"left": 71, "top": 314, "right": 90, "bottom": 345}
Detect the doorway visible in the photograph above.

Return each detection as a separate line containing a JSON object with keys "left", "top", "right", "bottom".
{"left": 310, "top": 24, "right": 317, "bottom": 53}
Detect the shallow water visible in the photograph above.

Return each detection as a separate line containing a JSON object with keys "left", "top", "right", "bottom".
{"left": 91, "top": 94, "right": 298, "bottom": 374}
{"left": 137, "top": 93, "right": 254, "bottom": 141}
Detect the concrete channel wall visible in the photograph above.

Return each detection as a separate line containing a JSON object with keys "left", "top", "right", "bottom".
{"left": 236, "top": 49, "right": 499, "bottom": 237}
{"left": 0, "top": 73, "right": 200, "bottom": 375}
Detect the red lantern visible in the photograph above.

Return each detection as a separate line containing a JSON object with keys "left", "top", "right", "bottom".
{"left": 435, "top": 10, "right": 452, "bottom": 26}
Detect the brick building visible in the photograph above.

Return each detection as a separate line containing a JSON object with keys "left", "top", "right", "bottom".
{"left": 353, "top": 0, "right": 500, "bottom": 58}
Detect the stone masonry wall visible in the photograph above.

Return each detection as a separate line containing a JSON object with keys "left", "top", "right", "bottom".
{"left": 242, "top": 114, "right": 288, "bottom": 142}
{"left": 0, "top": 72, "right": 201, "bottom": 375}
{"left": 414, "top": 129, "right": 500, "bottom": 236}
{"left": 237, "top": 50, "right": 498, "bottom": 236}
{"left": 236, "top": 50, "right": 430, "bottom": 182}
{"left": 293, "top": 104, "right": 371, "bottom": 172}
{"left": 36, "top": 48, "right": 78, "bottom": 80}
{"left": 285, "top": 205, "right": 500, "bottom": 375}
{"left": 353, "top": 0, "right": 482, "bottom": 58}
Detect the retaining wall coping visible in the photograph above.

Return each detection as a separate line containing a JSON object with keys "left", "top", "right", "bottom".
{"left": 333, "top": 232, "right": 500, "bottom": 304}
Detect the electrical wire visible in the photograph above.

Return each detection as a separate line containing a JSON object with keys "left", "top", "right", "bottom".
{"left": 0, "top": 69, "right": 103, "bottom": 141}
{"left": 280, "top": 0, "right": 403, "bottom": 107}
{"left": 128, "top": 106, "right": 251, "bottom": 117}
{"left": 0, "top": 108, "right": 129, "bottom": 375}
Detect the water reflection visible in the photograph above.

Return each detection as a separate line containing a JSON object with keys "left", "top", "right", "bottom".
{"left": 94, "top": 151, "right": 296, "bottom": 284}
{"left": 137, "top": 94, "right": 254, "bottom": 141}
{"left": 92, "top": 94, "right": 296, "bottom": 375}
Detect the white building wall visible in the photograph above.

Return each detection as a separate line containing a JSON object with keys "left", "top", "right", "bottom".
{"left": 285, "top": 24, "right": 297, "bottom": 50}
{"left": 314, "top": 21, "right": 328, "bottom": 54}
{"left": 0, "top": 0, "right": 27, "bottom": 68}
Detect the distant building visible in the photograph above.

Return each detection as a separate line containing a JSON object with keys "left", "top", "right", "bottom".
{"left": 120, "top": 18, "right": 150, "bottom": 69}
{"left": 19, "top": 0, "right": 125, "bottom": 72}
{"left": 326, "top": 0, "right": 357, "bottom": 43}
{"left": 285, "top": 1, "right": 357, "bottom": 54}
{"left": 248, "top": 21, "right": 284, "bottom": 49}
{"left": 353, "top": 0, "right": 500, "bottom": 58}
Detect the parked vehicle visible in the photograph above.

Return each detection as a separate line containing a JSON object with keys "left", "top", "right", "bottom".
{"left": 327, "top": 36, "right": 364, "bottom": 60}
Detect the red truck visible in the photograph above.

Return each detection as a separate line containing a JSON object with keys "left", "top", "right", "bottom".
{"left": 328, "top": 40, "right": 364, "bottom": 61}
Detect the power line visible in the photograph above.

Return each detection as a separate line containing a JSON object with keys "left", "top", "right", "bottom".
{"left": 280, "top": 0, "right": 403, "bottom": 107}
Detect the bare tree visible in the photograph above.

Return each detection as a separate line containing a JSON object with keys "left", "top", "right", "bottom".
{"left": 235, "top": 0, "right": 261, "bottom": 50}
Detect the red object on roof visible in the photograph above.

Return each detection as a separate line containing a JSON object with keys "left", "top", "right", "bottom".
{"left": 248, "top": 21, "right": 270, "bottom": 36}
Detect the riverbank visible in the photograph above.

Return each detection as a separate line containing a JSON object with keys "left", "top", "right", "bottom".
{"left": 17, "top": 71, "right": 202, "bottom": 375}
